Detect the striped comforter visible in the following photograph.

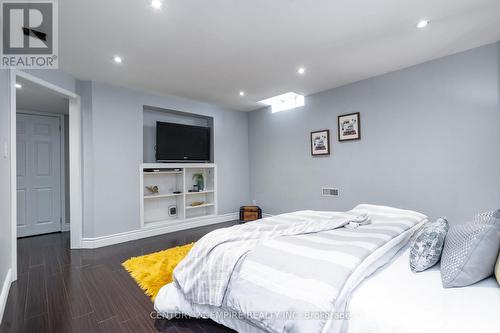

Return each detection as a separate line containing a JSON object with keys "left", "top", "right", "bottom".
{"left": 174, "top": 210, "right": 368, "bottom": 306}
{"left": 160, "top": 204, "right": 427, "bottom": 333}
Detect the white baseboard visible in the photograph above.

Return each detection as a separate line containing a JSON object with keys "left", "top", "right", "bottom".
{"left": 79, "top": 213, "right": 238, "bottom": 249}
{"left": 0, "top": 269, "right": 12, "bottom": 325}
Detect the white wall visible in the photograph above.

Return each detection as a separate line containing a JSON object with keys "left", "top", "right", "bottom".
{"left": 248, "top": 42, "right": 500, "bottom": 223}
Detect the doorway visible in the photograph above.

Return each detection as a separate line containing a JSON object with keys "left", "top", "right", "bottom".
{"left": 16, "top": 77, "right": 70, "bottom": 238}
{"left": 10, "top": 70, "right": 83, "bottom": 282}
{"left": 16, "top": 112, "right": 66, "bottom": 237}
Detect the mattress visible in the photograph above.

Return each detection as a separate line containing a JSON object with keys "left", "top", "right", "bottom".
{"left": 345, "top": 247, "right": 500, "bottom": 333}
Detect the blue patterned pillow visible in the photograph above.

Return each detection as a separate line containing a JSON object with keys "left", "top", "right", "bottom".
{"left": 409, "top": 217, "right": 449, "bottom": 272}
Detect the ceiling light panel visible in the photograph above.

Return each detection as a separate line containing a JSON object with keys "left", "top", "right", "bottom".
{"left": 259, "top": 92, "right": 305, "bottom": 113}
{"left": 151, "top": 0, "right": 162, "bottom": 9}
{"left": 416, "top": 19, "right": 429, "bottom": 29}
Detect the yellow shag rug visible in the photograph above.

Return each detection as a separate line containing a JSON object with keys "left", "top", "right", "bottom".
{"left": 122, "top": 243, "right": 194, "bottom": 300}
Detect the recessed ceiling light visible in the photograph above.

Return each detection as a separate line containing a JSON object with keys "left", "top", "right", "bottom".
{"left": 416, "top": 19, "right": 429, "bottom": 29}
{"left": 113, "top": 56, "right": 122, "bottom": 64}
{"left": 151, "top": 0, "right": 162, "bottom": 9}
{"left": 15, "top": 83, "right": 22, "bottom": 89}
{"left": 297, "top": 67, "right": 306, "bottom": 75}
{"left": 239, "top": 91, "right": 245, "bottom": 96}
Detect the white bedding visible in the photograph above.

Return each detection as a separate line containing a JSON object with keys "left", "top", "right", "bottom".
{"left": 155, "top": 204, "right": 500, "bottom": 332}
{"left": 346, "top": 247, "right": 500, "bottom": 333}
{"left": 155, "top": 204, "right": 427, "bottom": 333}
{"left": 155, "top": 224, "right": 421, "bottom": 333}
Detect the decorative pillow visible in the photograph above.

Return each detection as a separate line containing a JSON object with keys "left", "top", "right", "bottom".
{"left": 409, "top": 217, "right": 449, "bottom": 272}
{"left": 473, "top": 209, "right": 500, "bottom": 225}
{"left": 441, "top": 223, "right": 500, "bottom": 288}
{"left": 496, "top": 254, "right": 500, "bottom": 285}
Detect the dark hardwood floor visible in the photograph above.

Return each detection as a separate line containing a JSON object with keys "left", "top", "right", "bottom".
{"left": 0, "top": 222, "right": 239, "bottom": 333}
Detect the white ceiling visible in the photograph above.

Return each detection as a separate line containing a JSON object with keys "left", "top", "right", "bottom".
{"left": 16, "top": 77, "right": 69, "bottom": 114}
{"left": 59, "top": 0, "right": 500, "bottom": 111}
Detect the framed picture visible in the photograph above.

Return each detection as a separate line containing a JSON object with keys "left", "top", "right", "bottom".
{"left": 338, "top": 112, "right": 361, "bottom": 141}
{"left": 310, "top": 130, "right": 330, "bottom": 156}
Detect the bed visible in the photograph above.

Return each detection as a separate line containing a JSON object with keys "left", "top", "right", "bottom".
{"left": 347, "top": 246, "right": 500, "bottom": 333}
{"left": 154, "top": 204, "right": 499, "bottom": 333}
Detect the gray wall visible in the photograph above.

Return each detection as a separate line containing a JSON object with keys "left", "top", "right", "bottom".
{"left": 64, "top": 115, "right": 70, "bottom": 225}
{"left": 498, "top": 42, "right": 500, "bottom": 107}
{"left": 23, "top": 69, "right": 77, "bottom": 93}
{"left": 0, "top": 68, "right": 76, "bottom": 292}
{"left": 85, "top": 82, "right": 250, "bottom": 237}
{"left": 3, "top": 41, "right": 498, "bottom": 246}
{"left": 77, "top": 80, "right": 95, "bottom": 237}
{"left": 248, "top": 42, "right": 500, "bottom": 223}
{"left": 143, "top": 108, "right": 210, "bottom": 163}
{"left": 0, "top": 70, "right": 12, "bottom": 291}
{"left": 2, "top": 69, "right": 250, "bottom": 242}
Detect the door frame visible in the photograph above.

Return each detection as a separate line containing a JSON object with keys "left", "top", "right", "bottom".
{"left": 10, "top": 70, "right": 83, "bottom": 282}
{"left": 16, "top": 111, "right": 68, "bottom": 234}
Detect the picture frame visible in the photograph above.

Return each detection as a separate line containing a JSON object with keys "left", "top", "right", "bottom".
{"left": 310, "top": 130, "right": 330, "bottom": 156}
{"left": 338, "top": 112, "right": 361, "bottom": 141}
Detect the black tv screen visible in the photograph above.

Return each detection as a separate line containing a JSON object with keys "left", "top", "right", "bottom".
{"left": 156, "top": 122, "right": 210, "bottom": 162}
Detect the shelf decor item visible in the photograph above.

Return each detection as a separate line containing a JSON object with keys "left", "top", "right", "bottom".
{"left": 310, "top": 130, "right": 330, "bottom": 156}
{"left": 145, "top": 185, "right": 159, "bottom": 194}
{"left": 338, "top": 112, "right": 361, "bottom": 141}
{"left": 190, "top": 201, "right": 205, "bottom": 207}
{"left": 193, "top": 173, "right": 204, "bottom": 191}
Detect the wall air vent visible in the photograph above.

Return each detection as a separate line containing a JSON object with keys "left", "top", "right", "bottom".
{"left": 322, "top": 187, "right": 340, "bottom": 197}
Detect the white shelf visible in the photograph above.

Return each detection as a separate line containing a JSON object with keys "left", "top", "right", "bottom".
{"left": 185, "top": 190, "right": 214, "bottom": 195}
{"left": 144, "top": 217, "right": 180, "bottom": 226}
{"left": 144, "top": 171, "right": 183, "bottom": 175}
{"left": 144, "top": 193, "right": 183, "bottom": 199}
{"left": 186, "top": 203, "right": 215, "bottom": 210}
{"left": 142, "top": 214, "right": 218, "bottom": 229}
{"left": 140, "top": 163, "right": 218, "bottom": 229}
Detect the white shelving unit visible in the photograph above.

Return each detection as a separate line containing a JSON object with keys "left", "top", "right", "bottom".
{"left": 140, "top": 163, "right": 218, "bottom": 228}
{"left": 186, "top": 203, "right": 215, "bottom": 210}
{"left": 144, "top": 193, "right": 183, "bottom": 199}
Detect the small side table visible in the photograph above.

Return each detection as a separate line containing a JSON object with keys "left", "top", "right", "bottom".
{"left": 239, "top": 206, "right": 262, "bottom": 223}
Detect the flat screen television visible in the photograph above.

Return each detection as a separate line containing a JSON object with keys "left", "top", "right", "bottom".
{"left": 156, "top": 121, "right": 211, "bottom": 162}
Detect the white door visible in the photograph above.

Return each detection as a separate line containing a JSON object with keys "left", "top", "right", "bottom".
{"left": 17, "top": 113, "right": 62, "bottom": 237}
